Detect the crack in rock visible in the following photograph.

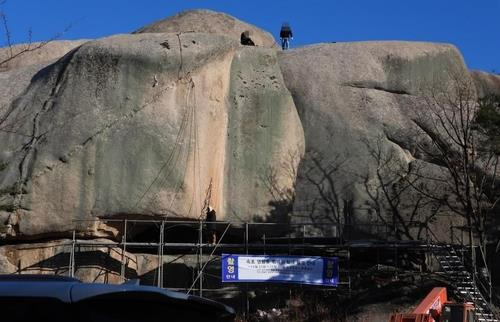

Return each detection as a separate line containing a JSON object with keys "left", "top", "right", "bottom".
{"left": 13, "top": 49, "right": 78, "bottom": 210}
{"left": 31, "top": 78, "right": 177, "bottom": 181}
{"left": 342, "top": 82, "right": 412, "bottom": 95}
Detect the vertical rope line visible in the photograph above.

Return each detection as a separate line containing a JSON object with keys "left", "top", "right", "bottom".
{"left": 193, "top": 80, "right": 203, "bottom": 215}
{"left": 135, "top": 81, "right": 192, "bottom": 212}
{"left": 186, "top": 80, "right": 196, "bottom": 216}
{"left": 170, "top": 80, "right": 194, "bottom": 213}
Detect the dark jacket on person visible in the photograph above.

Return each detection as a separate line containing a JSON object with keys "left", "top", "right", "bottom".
{"left": 280, "top": 26, "right": 293, "bottom": 39}
{"left": 206, "top": 209, "right": 217, "bottom": 231}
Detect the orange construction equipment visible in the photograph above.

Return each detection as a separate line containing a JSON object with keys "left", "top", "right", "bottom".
{"left": 389, "top": 287, "right": 475, "bottom": 322}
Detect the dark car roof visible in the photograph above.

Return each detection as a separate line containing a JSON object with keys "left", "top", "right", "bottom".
{"left": 0, "top": 275, "right": 234, "bottom": 319}
{"left": 0, "top": 275, "right": 79, "bottom": 303}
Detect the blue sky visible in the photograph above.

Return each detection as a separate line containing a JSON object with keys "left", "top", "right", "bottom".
{"left": 1, "top": 0, "right": 498, "bottom": 72}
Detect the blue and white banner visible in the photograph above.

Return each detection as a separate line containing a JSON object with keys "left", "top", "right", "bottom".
{"left": 221, "top": 254, "right": 338, "bottom": 286}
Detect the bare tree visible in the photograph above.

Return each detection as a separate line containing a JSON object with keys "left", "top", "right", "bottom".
{"left": 360, "top": 136, "right": 443, "bottom": 240}
{"left": 260, "top": 147, "right": 352, "bottom": 239}
{"left": 0, "top": 0, "right": 73, "bottom": 140}
{"left": 298, "top": 150, "right": 347, "bottom": 226}
{"left": 0, "top": 1, "right": 71, "bottom": 70}
{"left": 258, "top": 150, "right": 301, "bottom": 224}
{"left": 261, "top": 150, "right": 300, "bottom": 206}
{"left": 475, "top": 94, "right": 500, "bottom": 154}
{"left": 411, "top": 70, "right": 500, "bottom": 271}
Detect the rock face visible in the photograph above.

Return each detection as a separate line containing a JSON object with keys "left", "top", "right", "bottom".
{"left": 0, "top": 40, "right": 87, "bottom": 119}
{"left": 135, "top": 9, "right": 278, "bottom": 49}
{"left": 0, "top": 10, "right": 499, "bottom": 246}
{"left": 0, "top": 239, "right": 136, "bottom": 283}
{"left": 278, "top": 42, "right": 470, "bottom": 233}
{"left": 471, "top": 70, "right": 500, "bottom": 98}
{"left": 0, "top": 26, "right": 303, "bottom": 237}
{"left": 2, "top": 12, "right": 500, "bottom": 319}
{"left": 0, "top": 240, "right": 220, "bottom": 290}
{"left": 0, "top": 40, "right": 88, "bottom": 71}
{"left": 224, "top": 47, "right": 304, "bottom": 221}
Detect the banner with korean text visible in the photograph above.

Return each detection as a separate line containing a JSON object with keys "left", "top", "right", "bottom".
{"left": 221, "top": 254, "right": 338, "bottom": 286}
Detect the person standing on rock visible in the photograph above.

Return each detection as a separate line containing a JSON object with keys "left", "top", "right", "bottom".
{"left": 205, "top": 206, "right": 217, "bottom": 245}
{"left": 280, "top": 23, "right": 293, "bottom": 50}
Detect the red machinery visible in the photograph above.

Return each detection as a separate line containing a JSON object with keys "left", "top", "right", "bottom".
{"left": 389, "top": 287, "right": 475, "bottom": 322}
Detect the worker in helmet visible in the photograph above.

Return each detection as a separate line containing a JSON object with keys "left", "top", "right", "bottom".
{"left": 280, "top": 23, "right": 293, "bottom": 50}
{"left": 205, "top": 205, "right": 217, "bottom": 245}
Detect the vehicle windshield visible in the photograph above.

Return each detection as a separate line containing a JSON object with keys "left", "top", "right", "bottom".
{"left": 442, "top": 304, "right": 465, "bottom": 322}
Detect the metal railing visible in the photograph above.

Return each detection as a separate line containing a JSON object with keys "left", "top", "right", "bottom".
{"left": 66, "top": 219, "right": 361, "bottom": 296}
{"left": 428, "top": 225, "right": 499, "bottom": 320}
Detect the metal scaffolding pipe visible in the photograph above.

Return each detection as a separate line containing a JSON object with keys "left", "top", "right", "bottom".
{"left": 198, "top": 219, "right": 203, "bottom": 297}
{"left": 120, "top": 219, "right": 128, "bottom": 281}
{"left": 69, "top": 230, "right": 76, "bottom": 277}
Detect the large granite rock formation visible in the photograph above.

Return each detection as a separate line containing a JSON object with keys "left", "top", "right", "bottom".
{"left": 0, "top": 9, "right": 499, "bottom": 263}
{"left": 0, "top": 15, "right": 303, "bottom": 238}
{"left": 278, "top": 42, "right": 471, "bottom": 233}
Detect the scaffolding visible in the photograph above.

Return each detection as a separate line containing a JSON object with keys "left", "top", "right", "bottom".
{"left": 66, "top": 219, "right": 438, "bottom": 292}
{"left": 61, "top": 218, "right": 497, "bottom": 318}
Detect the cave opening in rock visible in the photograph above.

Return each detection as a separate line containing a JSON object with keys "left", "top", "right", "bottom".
{"left": 240, "top": 31, "right": 255, "bottom": 46}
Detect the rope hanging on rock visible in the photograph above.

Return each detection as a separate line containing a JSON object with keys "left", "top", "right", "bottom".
{"left": 134, "top": 79, "right": 197, "bottom": 215}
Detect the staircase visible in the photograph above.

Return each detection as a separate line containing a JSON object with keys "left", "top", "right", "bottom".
{"left": 434, "top": 244, "right": 499, "bottom": 322}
